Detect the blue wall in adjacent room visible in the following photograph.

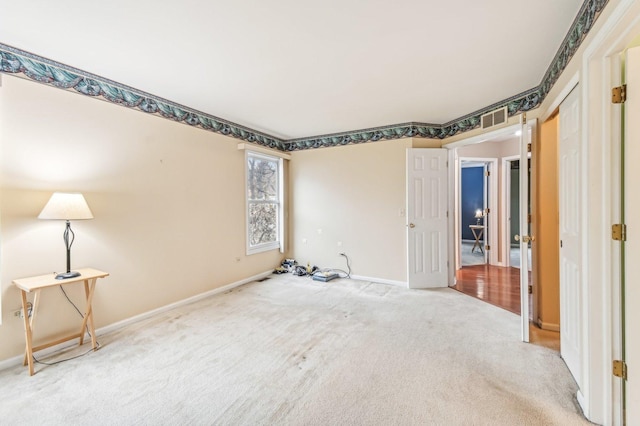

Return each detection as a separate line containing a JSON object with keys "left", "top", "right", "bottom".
{"left": 461, "top": 167, "right": 484, "bottom": 240}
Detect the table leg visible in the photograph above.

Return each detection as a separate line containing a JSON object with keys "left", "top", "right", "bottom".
{"left": 20, "top": 290, "right": 35, "bottom": 376}
{"left": 22, "top": 290, "right": 41, "bottom": 367}
{"left": 79, "top": 278, "right": 98, "bottom": 350}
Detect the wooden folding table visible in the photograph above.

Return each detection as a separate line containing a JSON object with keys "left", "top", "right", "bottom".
{"left": 12, "top": 268, "right": 109, "bottom": 376}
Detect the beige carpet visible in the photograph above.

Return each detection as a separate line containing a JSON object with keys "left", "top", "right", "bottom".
{"left": 0, "top": 274, "right": 588, "bottom": 425}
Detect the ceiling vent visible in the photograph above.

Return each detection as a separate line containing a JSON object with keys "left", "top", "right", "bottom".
{"left": 480, "top": 107, "right": 508, "bottom": 129}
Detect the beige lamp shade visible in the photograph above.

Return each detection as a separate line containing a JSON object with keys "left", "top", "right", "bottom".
{"left": 38, "top": 192, "right": 94, "bottom": 220}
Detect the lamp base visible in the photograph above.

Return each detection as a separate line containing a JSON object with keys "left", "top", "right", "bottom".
{"left": 55, "top": 271, "right": 81, "bottom": 280}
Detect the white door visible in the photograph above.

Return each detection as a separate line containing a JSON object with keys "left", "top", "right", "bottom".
{"left": 559, "top": 85, "right": 583, "bottom": 389}
{"left": 407, "top": 148, "right": 448, "bottom": 288}
{"left": 518, "top": 117, "right": 531, "bottom": 342}
{"left": 624, "top": 45, "right": 640, "bottom": 424}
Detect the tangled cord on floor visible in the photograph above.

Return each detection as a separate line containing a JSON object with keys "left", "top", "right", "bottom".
{"left": 33, "top": 287, "right": 100, "bottom": 366}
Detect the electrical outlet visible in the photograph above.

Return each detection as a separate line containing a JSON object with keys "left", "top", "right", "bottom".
{"left": 13, "top": 304, "right": 32, "bottom": 319}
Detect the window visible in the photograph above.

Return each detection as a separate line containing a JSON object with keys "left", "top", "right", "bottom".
{"left": 246, "top": 151, "right": 283, "bottom": 254}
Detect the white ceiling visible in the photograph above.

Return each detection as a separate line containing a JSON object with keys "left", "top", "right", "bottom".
{"left": 0, "top": 0, "right": 583, "bottom": 140}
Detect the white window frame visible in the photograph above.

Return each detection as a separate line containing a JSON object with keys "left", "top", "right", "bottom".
{"left": 245, "top": 150, "right": 284, "bottom": 255}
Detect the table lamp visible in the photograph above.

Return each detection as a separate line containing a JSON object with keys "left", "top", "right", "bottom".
{"left": 475, "top": 209, "right": 483, "bottom": 225}
{"left": 38, "top": 192, "right": 94, "bottom": 279}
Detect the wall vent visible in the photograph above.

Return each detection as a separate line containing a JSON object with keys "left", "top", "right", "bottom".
{"left": 480, "top": 107, "right": 508, "bottom": 129}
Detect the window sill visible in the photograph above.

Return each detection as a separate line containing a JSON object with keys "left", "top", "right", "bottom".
{"left": 247, "top": 242, "right": 280, "bottom": 256}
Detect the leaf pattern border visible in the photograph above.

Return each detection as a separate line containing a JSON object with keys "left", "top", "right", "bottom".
{"left": 0, "top": 0, "right": 608, "bottom": 152}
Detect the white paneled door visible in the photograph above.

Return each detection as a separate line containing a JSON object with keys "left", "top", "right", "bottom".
{"left": 407, "top": 148, "right": 448, "bottom": 288}
{"left": 559, "top": 85, "right": 583, "bottom": 390}
{"left": 624, "top": 45, "right": 640, "bottom": 424}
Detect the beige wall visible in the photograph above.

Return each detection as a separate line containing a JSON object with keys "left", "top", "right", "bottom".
{"left": 0, "top": 76, "right": 282, "bottom": 361}
{"left": 536, "top": 115, "right": 560, "bottom": 330}
{"left": 289, "top": 139, "right": 411, "bottom": 283}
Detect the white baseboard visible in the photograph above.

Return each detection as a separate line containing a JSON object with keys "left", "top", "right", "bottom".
{"left": 350, "top": 274, "right": 407, "bottom": 288}
{"left": 0, "top": 270, "right": 273, "bottom": 372}
{"left": 577, "top": 390, "right": 587, "bottom": 418}
{"left": 537, "top": 320, "right": 560, "bottom": 332}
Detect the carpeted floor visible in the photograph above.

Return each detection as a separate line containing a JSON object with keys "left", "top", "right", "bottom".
{"left": 0, "top": 274, "right": 588, "bottom": 425}
{"left": 461, "top": 240, "right": 486, "bottom": 266}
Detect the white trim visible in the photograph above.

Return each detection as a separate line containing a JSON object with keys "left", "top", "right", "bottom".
{"left": 448, "top": 149, "right": 458, "bottom": 284}
{"left": 540, "top": 72, "right": 580, "bottom": 122}
{"left": 237, "top": 143, "right": 291, "bottom": 160}
{"left": 608, "top": 51, "right": 624, "bottom": 426}
{"left": 572, "top": 0, "right": 640, "bottom": 422}
{"left": 247, "top": 242, "right": 280, "bottom": 255}
{"left": 577, "top": 390, "right": 587, "bottom": 419}
{"left": 0, "top": 270, "right": 273, "bottom": 373}
{"left": 278, "top": 157, "right": 285, "bottom": 254}
{"left": 350, "top": 274, "right": 407, "bottom": 288}
{"left": 457, "top": 157, "right": 499, "bottom": 267}
{"left": 444, "top": 123, "right": 521, "bottom": 150}
{"left": 501, "top": 154, "right": 519, "bottom": 268}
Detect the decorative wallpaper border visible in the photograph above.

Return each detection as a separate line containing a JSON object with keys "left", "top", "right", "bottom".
{"left": 538, "top": 0, "right": 609, "bottom": 99}
{"left": 0, "top": 0, "right": 609, "bottom": 152}
{"left": 283, "top": 0, "right": 608, "bottom": 150}
{"left": 0, "top": 43, "right": 286, "bottom": 151}
{"left": 283, "top": 87, "right": 542, "bottom": 152}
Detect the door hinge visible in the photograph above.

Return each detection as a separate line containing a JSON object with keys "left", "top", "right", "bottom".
{"left": 528, "top": 214, "right": 532, "bottom": 224}
{"left": 612, "top": 85, "right": 627, "bottom": 104}
{"left": 528, "top": 285, "right": 533, "bottom": 295}
{"left": 612, "top": 224, "right": 627, "bottom": 241}
{"left": 613, "top": 360, "right": 627, "bottom": 379}
{"left": 527, "top": 143, "right": 532, "bottom": 153}
{"left": 484, "top": 170, "right": 490, "bottom": 177}
{"left": 485, "top": 245, "right": 490, "bottom": 251}
{"left": 484, "top": 208, "right": 490, "bottom": 214}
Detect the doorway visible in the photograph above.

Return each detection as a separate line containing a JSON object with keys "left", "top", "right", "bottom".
{"left": 453, "top": 139, "right": 522, "bottom": 316}
{"left": 503, "top": 156, "right": 532, "bottom": 270}
{"left": 447, "top": 120, "right": 542, "bottom": 344}
{"left": 459, "top": 160, "right": 493, "bottom": 267}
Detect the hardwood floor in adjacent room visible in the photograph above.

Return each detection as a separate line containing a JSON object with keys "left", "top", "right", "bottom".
{"left": 452, "top": 264, "right": 522, "bottom": 315}
{"left": 452, "top": 264, "right": 560, "bottom": 352}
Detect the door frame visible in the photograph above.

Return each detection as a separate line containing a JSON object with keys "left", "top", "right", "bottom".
{"left": 538, "top": 0, "right": 640, "bottom": 422}
{"left": 456, "top": 157, "right": 499, "bottom": 269}
{"left": 502, "top": 154, "right": 519, "bottom": 268}
{"left": 445, "top": 121, "right": 536, "bottom": 335}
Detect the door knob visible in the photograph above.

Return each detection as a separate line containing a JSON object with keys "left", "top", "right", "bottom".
{"left": 408, "top": 223, "right": 415, "bottom": 228}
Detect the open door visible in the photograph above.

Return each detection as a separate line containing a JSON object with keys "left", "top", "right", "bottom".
{"left": 623, "top": 45, "right": 640, "bottom": 425}
{"left": 559, "top": 85, "right": 583, "bottom": 389}
{"left": 447, "top": 124, "right": 533, "bottom": 341}
{"left": 517, "top": 115, "right": 531, "bottom": 342}
{"left": 407, "top": 148, "right": 449, "bottom": 288}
